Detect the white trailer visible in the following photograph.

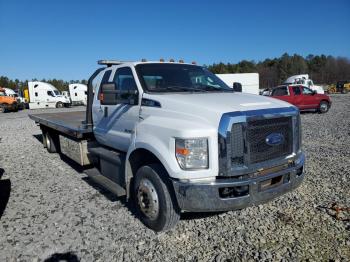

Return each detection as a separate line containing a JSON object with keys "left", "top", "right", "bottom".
{"left": 69, "top": 84, "right": 88, "bottom": 106}
{"left": 284, "top": 74, "right": 325, "bottom": 94}
{"left": 216, "top": 73, "right": 259, "bottom": 95}
{"left": 28, "top": 81, "right": 71, "bottom": 109}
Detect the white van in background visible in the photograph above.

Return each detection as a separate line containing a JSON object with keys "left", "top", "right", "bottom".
{"left": 27, "top": 81, "right": 71, "bottom": 109}
{"left": 68, "top": 83, "right": 87, "bottom": 106}
{"left": 216, "top": 73, "right": 259, "bottom": 95}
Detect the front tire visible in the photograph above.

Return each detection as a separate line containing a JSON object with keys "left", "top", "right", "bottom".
{"left": 133, "top": 164, "right": 180, "bottom": 232}
{"left": 56, "top": 102, "right": 63, "bottom": 108}
{"left": 319, "top": 101, "right": 329, "bottom": 113}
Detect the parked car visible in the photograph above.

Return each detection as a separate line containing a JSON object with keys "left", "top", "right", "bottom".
{"left": 270, "top": 85, "right": 331, "bottom": 113}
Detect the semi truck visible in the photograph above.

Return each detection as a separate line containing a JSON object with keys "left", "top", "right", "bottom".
{"left": 29, "top": 60, "right": 305, "bottom": 231}
{"left": 26, "top": 81, "right": 71, "bottom": 109}
{"left": 68, "top": 83, "right": 88, "bottom": 106}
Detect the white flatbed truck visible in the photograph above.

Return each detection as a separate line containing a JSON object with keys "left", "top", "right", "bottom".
{"left": 30, "top": 60, "right": 305, "bottom": 231}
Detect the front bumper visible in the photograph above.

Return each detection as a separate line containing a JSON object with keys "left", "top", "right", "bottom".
{"left": 172, "top": 153, "right": 305, "bottom": 212}
{"left": 3, "top": 103, "right": 18, "bottom": 111}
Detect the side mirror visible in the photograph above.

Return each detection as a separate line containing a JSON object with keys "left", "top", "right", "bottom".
{"left": 100, "top": 83, "right": 138, "bottom": 105}
{"left": 312, "top": 90, "right": 317, "bottom": 95}
{"left": 233, "top": 82, "right": 242, "bottom": 92}
{"left": 100, "top": 83, "right": 118, "bottom": 105}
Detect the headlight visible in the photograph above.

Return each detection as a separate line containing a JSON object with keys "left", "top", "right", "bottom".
{"left": 175, "top": 138, "right": 208, "bottom": 170}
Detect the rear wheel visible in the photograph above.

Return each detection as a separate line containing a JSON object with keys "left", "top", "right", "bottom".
{"left": 0, "top": 105, "right": 4, "bottom": 113}
{"left": 319, "top": 101, "right": 329, "bottom": 113}
{"left": 133, "top": 164, "right": 180, "bottom": 232}
{"left": 56, "top": 102, "right": 63, "bottom": 108}
{"left": 44, "top": 131, "right": 60, "bottom": 153}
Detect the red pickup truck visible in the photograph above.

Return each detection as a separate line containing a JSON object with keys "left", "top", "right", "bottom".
{"left": 271, "top": 85, "right": 331, "bottom": 113}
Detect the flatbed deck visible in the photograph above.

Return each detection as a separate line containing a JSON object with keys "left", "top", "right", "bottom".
{"left": 29, "top": 111, "right": 93, "bottom": 139}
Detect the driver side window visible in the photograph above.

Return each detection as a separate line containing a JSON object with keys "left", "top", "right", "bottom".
{"left": 113, "top": 67, "right": 137, "bottom": 92}
{"left": 113, "top": 67, "right": 138, "bottom": 100}
{"left": 47, "top": 91, "right": 54, "bottom": 97}
{"left": 98, "top": 70, "right": 112, "bottom": 101}
{"left": 302, "top": 87, "right": 313, "bottom": 95}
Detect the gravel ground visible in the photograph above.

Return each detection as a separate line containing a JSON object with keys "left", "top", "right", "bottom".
{"left": 0, "top": 96, "right": 349, "bottom": 261}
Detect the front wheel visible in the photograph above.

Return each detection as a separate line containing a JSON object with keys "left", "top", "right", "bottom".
{"left": 133, "top": 164, "right": 180, "bottom": 232}
{"left": 319, "top": 101, "right": 329, "bottom": 113}
{"left": 56, "top": 102, "right": 63, "bottom": 108}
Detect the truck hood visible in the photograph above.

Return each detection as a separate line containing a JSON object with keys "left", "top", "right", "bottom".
{"left": 143, "top": 92, "right": 293, "bottom": 126}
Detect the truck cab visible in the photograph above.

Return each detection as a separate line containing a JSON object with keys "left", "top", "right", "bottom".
{"left": 271, "top": 84, "right": 331, "bottom": 113}
{"left": 68, "top": 84, "right": 88, "bottom": 106}
{"left": 27, "top": 81, "right": 71, "bottom": 109}
{"left": 30, "top": 60, "right": 305, "bottom": 231}
{"left": 0, "top": 87, "right": 18, "bottom": 113}
{"left": 284, "top": 74, "right": 325, "bottom": 94}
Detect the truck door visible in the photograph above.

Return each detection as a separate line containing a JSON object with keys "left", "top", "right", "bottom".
{"left": 290, "top": 86, "right": 304, "bottom": 109}
{"left": 271, "top": 86, "right": 293, "bottom": 104}
{"left": 300, "top": 86, "right": 318, "bottom": 109}
{"left": 93, "top": 67, "right": 140, "bottom": 152}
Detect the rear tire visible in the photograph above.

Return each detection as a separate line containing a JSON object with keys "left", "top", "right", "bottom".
{"left": 56, "top": 102, "right": 63, "bottom": 108}
{"left": 319, "top": 101, "right": 329, "bottom": 113}
{"left": 0, "top": 106, "right": 4, "bottom": 113}
{"left": 133, "top": 164, "right": 180, "bottom": 232}
{"left": 44, "top": 131, "right": 60, "bottom": 153}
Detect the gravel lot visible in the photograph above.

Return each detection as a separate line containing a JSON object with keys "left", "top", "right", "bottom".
{"left": 0, "top": 96, "right": 349, "bottom": 261}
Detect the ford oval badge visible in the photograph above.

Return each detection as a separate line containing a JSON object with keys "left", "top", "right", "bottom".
{"left": 265, "top": 133, "right": 284, "bottom": 146}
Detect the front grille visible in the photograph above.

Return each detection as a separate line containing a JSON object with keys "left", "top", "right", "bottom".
{"left": 246, "top": 117, "right": 293, "bottom": 163}
{"left": 230, "top": 123, "right": 244, "bottom": 165}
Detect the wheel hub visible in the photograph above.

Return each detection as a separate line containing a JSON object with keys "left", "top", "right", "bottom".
{"left": 137, "top": 178, "right": 159, "bottom": 220}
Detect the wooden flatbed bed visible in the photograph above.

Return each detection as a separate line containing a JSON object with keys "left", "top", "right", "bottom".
{"left": 29, "top": 111, "right": 93, "bottom": 139}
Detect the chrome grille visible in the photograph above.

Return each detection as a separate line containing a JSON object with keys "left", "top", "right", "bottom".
{"left": 246, "top": 117, "right": 293, "bottom": 164}
{"left": 230, "top": 123, "right": 244, "bottom": 165}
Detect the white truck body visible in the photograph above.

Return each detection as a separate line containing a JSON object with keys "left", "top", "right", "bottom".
{"left": 216, "top": 73, "right": 259, "bottom": 95}
{"left": 284, "top": 74, "right": 325, "bottom": 94}
{"left": 69, "top": 84, "right": 88, "bottom": 106}
{"left": 30, "top": 61, "right": 305, "bottom": 231}
{"left": 28, "top": 81, "right": 71, "bottom": 109}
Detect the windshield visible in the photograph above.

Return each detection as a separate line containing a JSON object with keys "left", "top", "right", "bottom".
{"left": 135, "top": 63, "right": 231, "bottom": 93}
{"left": 53, "top": 90, "right": 60, "bottom": 96}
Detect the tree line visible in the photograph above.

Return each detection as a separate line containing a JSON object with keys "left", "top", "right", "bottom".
{"left": 1, "top": 53, "right": 350, "bottom": 91}
{"left": 207, "top": 53, "right": 350, "bottom": 88}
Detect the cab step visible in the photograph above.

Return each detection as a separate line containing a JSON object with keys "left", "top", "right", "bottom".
{"left": 85, "top": 167, "right": 126, "bottom": 197}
